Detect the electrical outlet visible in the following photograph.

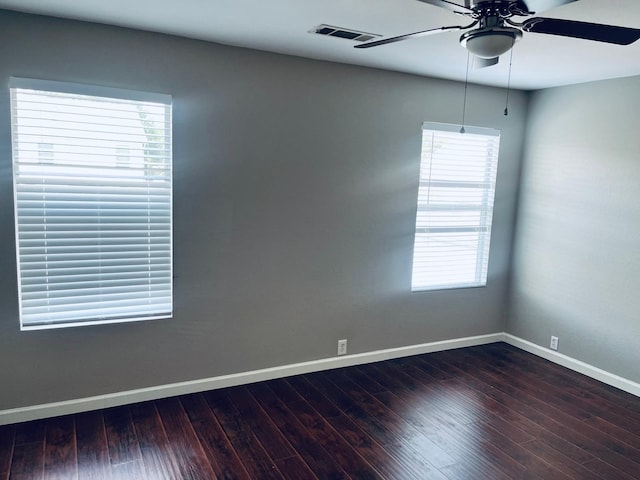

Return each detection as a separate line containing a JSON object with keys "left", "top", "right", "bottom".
{"left": 337, "top": 339, "right": 347, "bottom": 356}
{"left": 550, "top": 336, "right": 559, "bottom": 351}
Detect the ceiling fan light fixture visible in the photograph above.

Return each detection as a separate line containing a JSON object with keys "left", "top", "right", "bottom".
{"left": 460, "top": 27, "right": 522, "bottom": 58}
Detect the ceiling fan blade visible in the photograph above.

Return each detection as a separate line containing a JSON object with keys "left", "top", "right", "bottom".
{"left": 523, "top": 17, "right": 640, "bottom": 45}
{"left": 354, "top": 24, "right": 475, "bottom": 49}
{"left": 518, "top": 0, "right": 579, "bottom": 14}
{"left": 415, "top": 0, "right": 473, "bottom": 15}
{"left": 474, "top": 56, "right": 499, "bottom": 68}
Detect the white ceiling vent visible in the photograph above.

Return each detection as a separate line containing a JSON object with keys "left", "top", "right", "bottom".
{"left": 312, "top": 24, "right": 381, "bottom": 43}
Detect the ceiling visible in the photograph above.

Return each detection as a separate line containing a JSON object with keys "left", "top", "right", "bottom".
{"left": 1, "top": 0, "right": 639, "bottom": 90}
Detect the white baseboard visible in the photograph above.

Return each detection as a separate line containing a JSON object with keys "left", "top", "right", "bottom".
{"left": 3, "top": 332, "right": 637, "bottom": 425}
{"left": 503, "top": 333, "right": 640, "bottom": 398}
{"left": 0, "top": 332, "right": 502, "bottom": 426}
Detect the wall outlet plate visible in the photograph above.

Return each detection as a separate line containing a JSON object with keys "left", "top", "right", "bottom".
{"left": 337, "top": 339, "right": 347, "bottom": 356}
{"left": 550, "top": 336, "right": 559, "bottom": 351}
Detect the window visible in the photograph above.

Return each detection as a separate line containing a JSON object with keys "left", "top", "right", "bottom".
{"left": 10, "top": 78, "right": 173, "bottom": 330}
{"left": 411, "top": 122, "right": 500, "bottom": 291}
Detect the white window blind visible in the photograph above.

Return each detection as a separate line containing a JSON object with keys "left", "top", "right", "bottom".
{"left": 10, "top": 78, "right": 173, "bottom": 330}
{"left": 412, "top": 122, "right": 500, "bottom": 291}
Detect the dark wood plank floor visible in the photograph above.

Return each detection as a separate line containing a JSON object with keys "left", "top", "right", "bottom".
{"left": 1, "top": 342, "right": 640, "bottom": 479}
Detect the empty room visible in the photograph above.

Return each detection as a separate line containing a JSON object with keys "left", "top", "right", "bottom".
{"left": 0, "top": 0, "right": 639, "bottom": 478}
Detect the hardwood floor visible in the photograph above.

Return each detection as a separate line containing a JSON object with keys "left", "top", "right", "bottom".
{"left": 1, "top": 342, "right": 639, "bottom": 479}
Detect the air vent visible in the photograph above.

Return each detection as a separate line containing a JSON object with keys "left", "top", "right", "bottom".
{"left": 312, "top": 24, "right": 381, "bottom": 43}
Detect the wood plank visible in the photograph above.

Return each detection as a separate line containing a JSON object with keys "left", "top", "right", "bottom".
{"left": 43, "top": 415, "right": 77, "bottom": 480}
{"left": 435, "top": 349, "right": 640, "bottom": 478}
{"left": 130, "top": 401, "right": 182, "bottom": 479}
{"left": 285, "top": 376, "right": 342, "bottom": 419}
{"left": 180, "top": 393, "right": 251, "bottom": 480}
{"left": 14, "top": 419, "right": 45, "bottom": 446}
{"left": 380, "top": 441, "right": 452, "bottom": 480}
{"left": 342, "top": 366, "right": 387, "bottom": 395}
{"left": 155, "top": 397, "right": 218, "bottom": 480}
{"left": 300, "top": 374, "right": 398, "bottom": 444}
{"left": 522, "top": 440, "right": 603, "bottom": 480}
{"left": 315, "top": 371, "right": 466, "bottom": 479}
{"left": 103, "top": 406, "right": 143, "bottom": 467}
{"left": 326, "top": 414, "right": 420, "bottom": 480}
{"left": 582, "top": 458, "right": 640, "bottom": 480}
{"left": 437, "top": 432, "right": 533, "bottom": 480}
{"left": 0, "top": 424, "right": 15, "bottom": 479}
{"left": 397, "top": 354, "right": 454, "bottom": 381}
{"left": 448, "top": 349, "right": 640, "bottom": 469}
{"left": 439, "top": 461, "right": 507, "bottom": 480}
{"left": 486, "top": 344, "right": 640, "bottom": 419}
{"left": 266, "top": 379, "right": 305, "bottom": 404}
{"left": 344, "top": 368, "right": 470, "bottom": 467}
{"left": 365, "top": 362, "right": 477, "bottom": 428}
{"left": 438, "top": 379, "right": 536, "bottom": 444}
{"left": 454, "top": 422, "right": 569, "bottom": 480}
{"left": 417, "top": 354, "right": 597, "bottom": 465}
{"left": 472, "top": 346, "right": 637, "bottom": 428}
{"left": 407, "top": 368, "right": 493, "bottom": 421}
{"left": 372, "top": 390, "right": 514, "bottom": 480}
{"left": 285, "top": 399, "right": 384, "bottom": 479}
{"left": 306, "top": 371, "right": 421, "bottom": 446}
{"left": 247, "top": 382, "right": 348, "bottom": 480}
{"left": 10, "top": 441, "right": 44, "bottom": 480}
{"left": 204, "top": 390, "right": 283, "bottom": 479}
{"left": 75, "top": 411, "right": 111, "bottom": 480}
{"left": 274, "top": 456, "right": 318, "bottom": 480}
{"left": 582, "top": 382, "right": 640, "bottom": 417}
{"left": 322, "top": 369, "right": 431, "bottom": 443}
{"left": 225, "top": 386, "right": 295, "bottom": 461}
{"left": 391, "top": 355, "right": 601, "bottom": 477}
{"left": 372, "top": 389, "right": 462, "bottom": 452}
{"left": 487, "top": 347, "right": 640, "bottom": 431}
{"left": 583, "top": 415, "right": 640, "bottom": 451}
{"left": 109, "top": 459, "right": 146, "bottom": 480}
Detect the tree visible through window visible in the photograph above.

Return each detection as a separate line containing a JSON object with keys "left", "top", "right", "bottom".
{"left": 411, "top": 122, "right": 500, "bottom": 291}
{"left": 10, "top": 78, "right": 173, "bottom": 329}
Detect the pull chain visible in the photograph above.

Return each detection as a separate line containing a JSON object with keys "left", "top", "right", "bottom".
{"left": 460, "top": 51, "right": 471, "bottom": 133}
{"left": 504, "top": 40, "right": 515, "bottom": 116}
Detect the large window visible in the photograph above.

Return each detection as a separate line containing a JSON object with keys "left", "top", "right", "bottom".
{"left": 411, "top": 122, "right": 500, "bottom": 291}
{"left": 10, "top": 78, "right": 173, "bottom": 330}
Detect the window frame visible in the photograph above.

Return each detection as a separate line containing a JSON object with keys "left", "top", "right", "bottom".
{"left": 10, "top": 77, "right": 174, "bottom": 330}
{"left": 411, "top": 121, "right": 500, "bottom": 292}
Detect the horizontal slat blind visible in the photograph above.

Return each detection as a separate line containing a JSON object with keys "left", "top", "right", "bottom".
{"left": 10, "top": 78, "right": 172, "bottom": 329}
{"left": 412, "top": 122, "right": 500, "bottom": 291}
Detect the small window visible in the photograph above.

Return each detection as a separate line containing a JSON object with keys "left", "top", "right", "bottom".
{"left": 411, "top": 122, "right": 500, "bottom": 291}
{"left": 10, "top": 78, "right": 173, "bottom": 329}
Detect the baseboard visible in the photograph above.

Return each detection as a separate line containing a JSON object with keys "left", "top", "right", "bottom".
{"left": 4, "top": 332, "right": 636, "bottom": 425}
{"left": 0, "top": 332, "right": 503, "bottom": 425}
{"left": 503, "top": 333, "right": 640, "bottom": 398}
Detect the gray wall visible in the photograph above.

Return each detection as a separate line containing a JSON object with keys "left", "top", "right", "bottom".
{"left": 509, "top": 76, "right": 640, "bottom": 383}
{"left": 0, "top": 10, "right": 526, "bottom": 410}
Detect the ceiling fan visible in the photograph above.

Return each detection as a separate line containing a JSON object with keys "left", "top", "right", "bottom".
{"left": 355, "top": 0, "right": 640, "bottom": 67}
